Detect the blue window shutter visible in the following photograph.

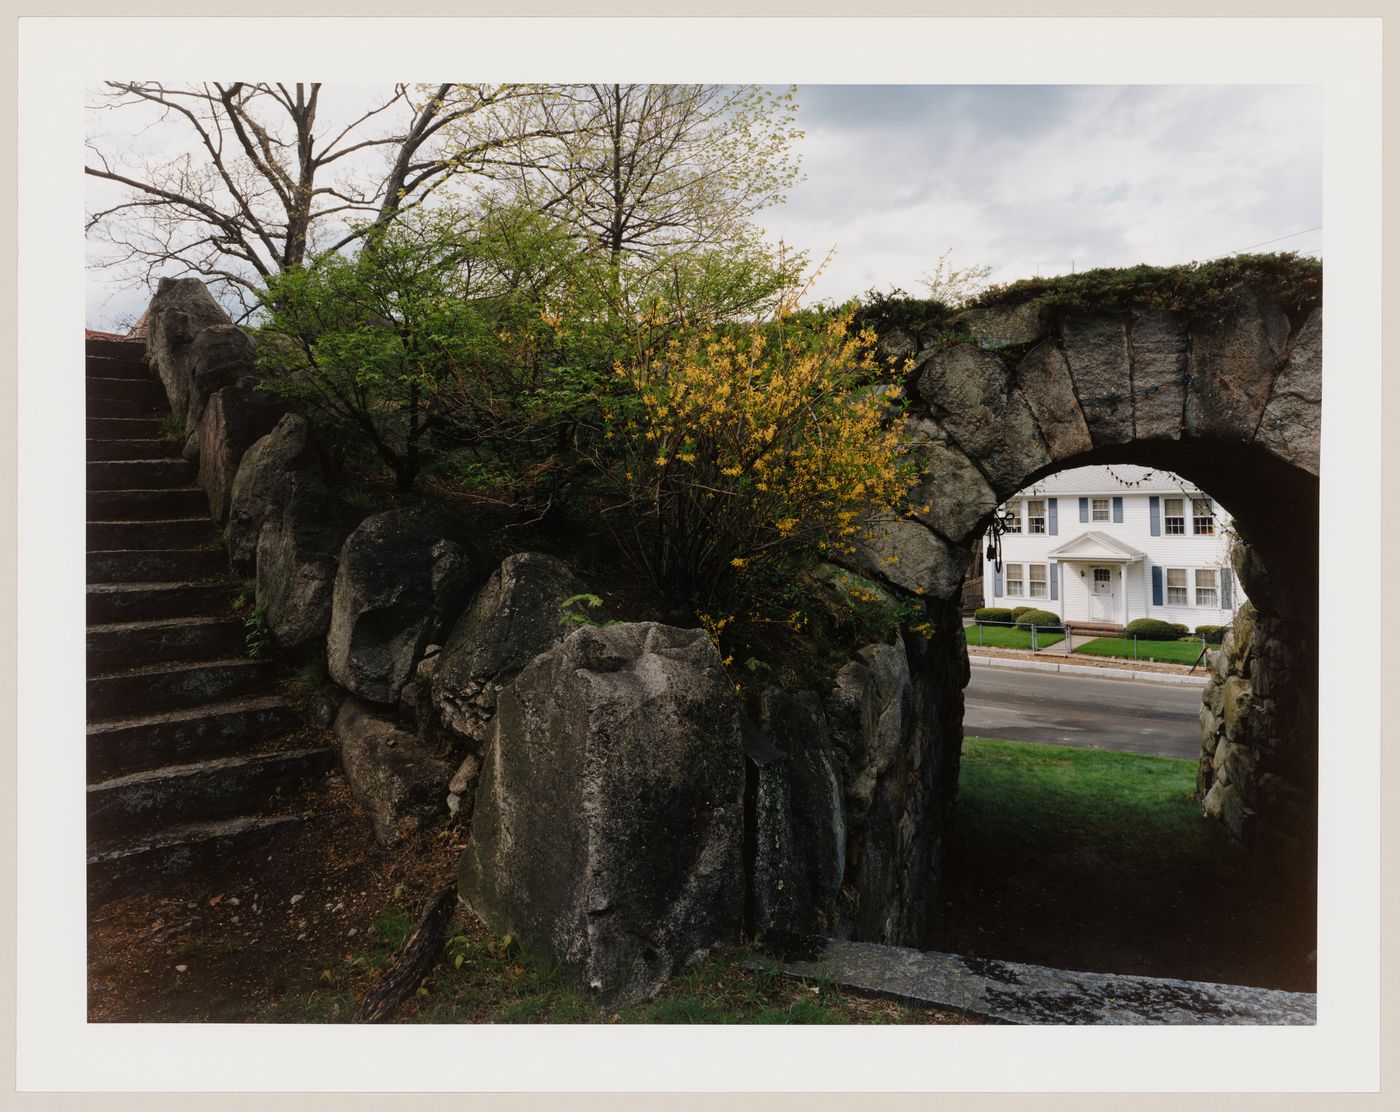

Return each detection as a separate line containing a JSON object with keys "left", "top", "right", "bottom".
{"left": 1222, "top": 568, "right": 1233, "bottom": 609}
{"left": 1079, "top": 497, "right": 1089, "bottom": 523}
{"left": 1151, "top": 565, "right": 1164, "bottom": 606}
{"left": 994, "top": 566, "right": 1003, "bottom": 597}
{"left": 1149, "top": 496, "right": 1161, "bottom": 536}
{"left": 1048, "top": 498, "right": 1058, "bottom": 535}
{"left": 1050, "top": 564, "right": 1059, "bottom": 602}
{"left": 1112, "top": 496, "right": 1123, "bottom": 523}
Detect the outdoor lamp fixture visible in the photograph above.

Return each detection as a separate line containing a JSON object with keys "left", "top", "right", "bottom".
{"left": 985, "top": 505, "right": 1022, "bottom": 573}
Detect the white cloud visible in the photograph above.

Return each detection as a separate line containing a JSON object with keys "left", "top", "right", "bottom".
{"left": 760, "top": 84, "right": 1322, "bottom": 304}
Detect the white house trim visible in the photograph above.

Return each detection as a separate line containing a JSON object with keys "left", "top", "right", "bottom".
{"left": 983, "top": 465, "right": 1245, "bottom": 629}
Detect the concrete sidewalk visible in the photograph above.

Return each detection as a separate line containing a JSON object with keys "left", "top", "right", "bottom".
{"left": 753, "top": 940, "right": 1315, "bottom": 1026}
{"left": 969, "top": 650, "right": 1210, "bottom": 686}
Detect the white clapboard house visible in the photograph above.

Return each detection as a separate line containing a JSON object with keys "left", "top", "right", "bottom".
{"left": 981, "top": 464, "right": 1243, "bottom": 629}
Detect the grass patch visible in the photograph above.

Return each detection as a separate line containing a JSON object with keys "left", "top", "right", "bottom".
{"left": 931, "top": 737, "right": 1315, "bottom": 991}
{"left": 261, "top": 923, "right": 965, "bottom": 1025}
{"left": 965, "top": 624, "right": 1064, "bottom": 650}
{"left": 1073, "top": 636, "right": 1207, "bottom": 665}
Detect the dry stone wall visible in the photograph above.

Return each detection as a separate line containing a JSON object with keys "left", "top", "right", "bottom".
{"left": 137, "top": 273, "right": 1322, "bottom": 995}
{"left": 841, "top": 283, "right": 1320, "bottom": 878}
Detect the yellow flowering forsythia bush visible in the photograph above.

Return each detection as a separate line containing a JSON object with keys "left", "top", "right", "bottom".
{"left": 602, "top": 307, "right": 916, "bottom": 610}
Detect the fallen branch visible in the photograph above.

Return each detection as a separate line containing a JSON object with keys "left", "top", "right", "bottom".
{"left": 353, "top": 885, "right": 457, "bottom": 1024}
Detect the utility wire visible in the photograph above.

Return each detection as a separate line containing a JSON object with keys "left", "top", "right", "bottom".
{"left": 1227, "top": 225, "right": 1322, "bottom": 255}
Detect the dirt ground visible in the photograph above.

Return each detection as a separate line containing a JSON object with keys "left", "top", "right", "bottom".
{"left": 87, "top": 758, "right": 468, "bottom": 1023}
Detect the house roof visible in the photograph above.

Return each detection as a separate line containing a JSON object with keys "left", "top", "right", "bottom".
{"left": 1046, "top": 530, "right": 1147, "bottom": 562}
{"left": 1013, "top": 464, "right": 1204, "bottom": 497}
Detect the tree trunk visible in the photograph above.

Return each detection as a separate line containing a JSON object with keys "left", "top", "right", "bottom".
{"left": 353, "top": 886, "right": 457, "bottom": 1024}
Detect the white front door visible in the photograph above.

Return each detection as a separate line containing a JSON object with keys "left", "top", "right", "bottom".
{"left": 1090, "top": 566, "right": 1117, "bottom": 622}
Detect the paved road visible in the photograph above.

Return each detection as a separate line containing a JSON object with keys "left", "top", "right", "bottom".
{"left": 963, "top": 663, "right": 1204, "bottom": 759}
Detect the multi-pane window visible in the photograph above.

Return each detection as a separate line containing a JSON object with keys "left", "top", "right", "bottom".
{"left": 1195, "top": 568, "right": 1218, "bottom": 607}
{"left": 1028, "top": 564, "right": 1048, "bottom": 599}
{"left": 1027, "top": 499, "right": 1047, "bottom": 535}
{"left": 1005, "top": 563, "right": 1023, "bottom": 597}
{"left": 1166, "top": 567, "right": 1188, "bottom": 606}
{"left": 1192, "top": 498, "right": 1215, "bottom": 536}
{"left": 1091, "top": 498, "right": 1110, "bottom": 522}
{"left": 1004, "top": 501, "right": 1022, "bottom": 533}
{"left": 1164, "top": 498, "right": 1186, "bottom": 535}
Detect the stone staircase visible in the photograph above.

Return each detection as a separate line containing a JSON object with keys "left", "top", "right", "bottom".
{"left": 85, "top": 337, "right": 333, "bottom": 906}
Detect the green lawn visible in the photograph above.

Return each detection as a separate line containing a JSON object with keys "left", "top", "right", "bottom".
{"left": 930, "top": 737, "right": 1315, "bottom": 991}
{"left": 965, "top": 624, "right": 1064, "bottom": 650}
{"left": 1073, "top": 636, "right": 1208, "bottom": 665}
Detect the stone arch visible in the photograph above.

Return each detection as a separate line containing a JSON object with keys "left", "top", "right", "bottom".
{"left": 849, "top": 282, "right": 1321, "bottom": 890}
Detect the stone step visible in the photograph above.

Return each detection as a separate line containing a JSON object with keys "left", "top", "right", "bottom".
{"left": 87, "top": 615, "right": 249, "bottom": 674}
{"left": 88, "top": 459, "right": 195, "bottom": 491}
{"left": 87, "top": 417, "right": 164, "bottom": 440}
{"left": 87, "top": 657, "right": 272, "bottom": 718}
{"left": 88, "top": 487, "right": 208, "bottom": 520}
{"left": 87, "top": 546, "right": 228, "bottom": 584}
{"left": 87, "top": 518, "right": 215, "bottom": 551}
{"left": 85, "top": 337, "right": 147, "bottom": 364}
{"left": 85, "top": 356, "right": 151, "bottom": 382}
{"left": 86, "top": 376, "right": 164, "bottom": 405}
{"left": 87, "top": 747, "right": 335, "bottom": 838}
{"left": 87, "top": 437, "right": 180, "bottom": 462}
{"left": 86, "top": 694, "right": 302, "bottom": 781}
{"left": 88, "top": 814, "right": 305, "bottom": 908}
{"left": 86, "top": 394, "right": 164, "bottom": 419}
{"left": 87, "top": 581, "right": 237, "bottom": 624}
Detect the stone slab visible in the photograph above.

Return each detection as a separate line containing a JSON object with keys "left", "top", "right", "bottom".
{"left": 754, "top": 940, "right": 1315, "bottom": 1025}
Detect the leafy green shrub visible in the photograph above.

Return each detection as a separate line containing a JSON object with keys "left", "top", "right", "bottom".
{"left": 974, "top": 607, "right": 1016, "bottom": 624}
{"left": 1014, "top": 608, "right": 1060, "bottom": 630}
{"left": 603, "top": 290, "right": 916, "bottom": 610}
{"left": 1125, "top": 618, "right": 1183, "bottom": 642}
{"left": 1171, "top": 623, "right": 1190, "bottom": 638}
{"left": 1195, "top": 624, "right": 1227, "bottom": 645}
{"left": 1011, "top": 605, "right": 1036, "bottom": 618}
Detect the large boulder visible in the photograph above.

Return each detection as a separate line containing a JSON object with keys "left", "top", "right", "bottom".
{"left": 180, "top": 323, "right": 259, "bottom": 454}
{"left": 823, "top": 640, "right": 915, "bottom": 941}
{"left": 334, "top": 698, "right": 454, "bottom": 846}
{"left": 1059, "top": 314, "right": 1134, "bottom": 447}
{"left": 430, "top": 552, "right": 602, "bottom": 753}
{"left": 1013, "top": 340, "right": 1094, "bottom": 461}
{"left": 850, "top": 517, "right": 971, "bottom": 601}
{"left": 1184, "top": 283, "right": 1291, "bottom": 443}
{"left": 1255, "top": 307, "right": 1322, "bottom": 476}
{"left": 1129, "top": 308, "right": 1191, "bottom": 441}
{"left": 327, "top": 509, "right": 486, "bottom": 705}
{"left": 459, "top": 622, "right": 746, "bottom": 999}
{"left": 906, "top": 418, "right": 1000, "bottom": 544}
{"left": 193, "top": 381, "right": 286, "bottom": 525}
{"left": 757, "top": 688, "right": 846, "bottom": 929}
{"left": 225, "top": 413, "right": 320, "bottom": 575}
{"left": 256, "top": 473, "right": 361, "bottom": 651}
{"left": 912, "top": 342, "right": 1051, "bottom": 498}
{"left": 144, "top": 277, "right": 232, "bottom": 426}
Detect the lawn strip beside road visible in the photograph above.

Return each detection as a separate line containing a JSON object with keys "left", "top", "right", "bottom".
{"left": 1073, "top": 636, "right": 1211, "bottom": 666}
{"left": 963, "top": 624, "right": 1064, "bottom": 651}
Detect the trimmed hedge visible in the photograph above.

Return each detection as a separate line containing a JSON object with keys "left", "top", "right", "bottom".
{"left": 1011, "top": 606, "right": 1035, "bottom": 618}
{"left": 974, "top": 607, "right": 1017, "bottom": 623}
{"left": 1124, "top": 618, "right": 1184, "bottom": 642}
{"left": 1195, "top": 624, "right": 1227, "bottom": 645}
{"left": 1014, "top": 608, "right": 1061, "bottom": 630}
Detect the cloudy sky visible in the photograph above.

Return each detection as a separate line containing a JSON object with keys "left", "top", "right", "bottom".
{"left": 763, "top": 84, "right": 1322, "bottom": 303}
{"left": 84, "top": 83, "right": 1322, "bottom": 328}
